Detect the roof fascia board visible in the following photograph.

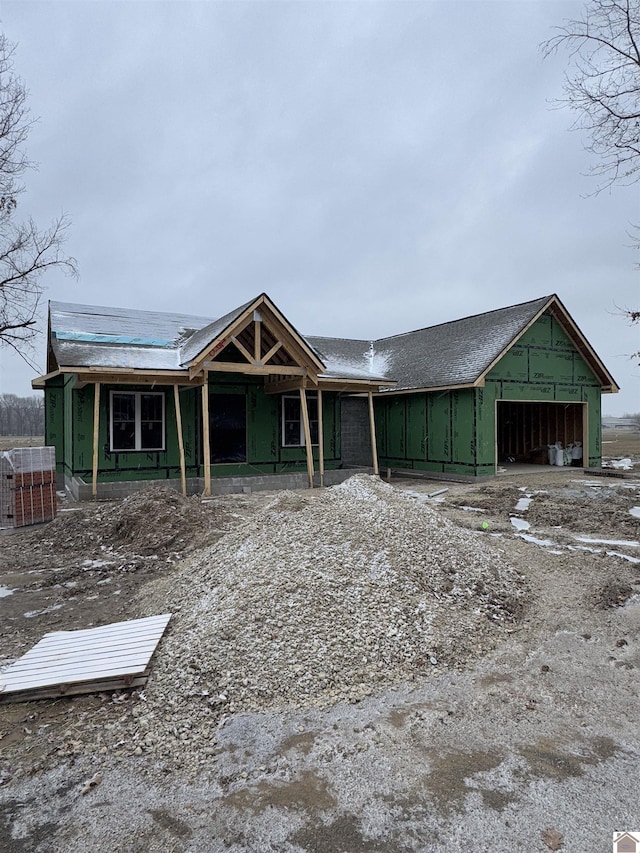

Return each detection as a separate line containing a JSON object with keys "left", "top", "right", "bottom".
{"left": 31, "top": 369, "right": 62, "bottom": 389}
{"left": 376, "top": 382, "right": 479, "bottom": 396}
{"left": 185, "top": 297, "right": 262, "bottom": 371}
{"left": 259, "top": 308, "right": 322, "bottom": 371}
{"left": 46, "top": 305, "right": 58, "bottom": 374}
{"left": 47, "top": 366, "right": 201, "bottom": 386}
{"left": 259, "top": 296, "right": 326, "bottom": 373}
{"left": 318, "top": 377, "right": 397, "bottom": 391}
{"left": 546, "top": 295, "right": 620, "bottom": 392}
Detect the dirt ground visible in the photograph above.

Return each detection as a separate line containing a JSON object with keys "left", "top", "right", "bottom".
{"left": 0, "top": 436, "right": 639, "bottom": 852}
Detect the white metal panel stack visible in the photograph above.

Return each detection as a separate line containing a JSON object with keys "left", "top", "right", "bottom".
{"left": 0, "top": 613, "right": 172, "bottom": 701}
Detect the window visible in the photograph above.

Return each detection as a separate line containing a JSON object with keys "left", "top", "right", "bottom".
{"left": 110, "top": 391, "right": 165, "bottom": 452}
{"left": 282, "top": 394, "right": 319, "bottom": 447}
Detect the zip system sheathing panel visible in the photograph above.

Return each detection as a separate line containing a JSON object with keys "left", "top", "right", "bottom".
{"left": 0, "top": 613, "right": 172, "bottom": 701}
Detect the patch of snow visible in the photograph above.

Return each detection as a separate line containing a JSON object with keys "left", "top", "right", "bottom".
{"left": 401, "top": 490, "right": 432, "bottom": 504}
{"left": 367, "top": 344, "right": 391, "bottom": 377}
{"left": 602, "top": 457, "right": 634, "bottom": 470}
{"left": 321, "top": 347, "right": 391, "bottom": 380}
{"left": 516, "top": 533, "right": 557, "bottom": 547}
{"left": 0, "top": 586, "right": 14, "bottom": 598}
{"left": 514, "top": 497, "right": 532, "bottom": 512}
{"left": 567, "top": 545, "right": 600, "bottom": 554}
{"left": 82, "top": 559, "right": 110, "bottom": 569}
{"left": 510, "top": 517, "right": 530, "bottom": 531}
{"left": 574, "top": 536, "right": 639, "bottom": 548}
{"left": 460, "top": 506, "right": 486, "bottom": 513}
{"left": 629, "top": 507, "right": 640, "bottom": 519}
{"left": 606, "top": 551, "right": 640, "bottom": 564}
{"left": 23, "top": 603, "right": 64, "bottom": 618}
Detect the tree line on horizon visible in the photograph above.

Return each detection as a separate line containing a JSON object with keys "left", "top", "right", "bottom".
{"left": 0, "top": 393, "right": 44, "bottom": 436}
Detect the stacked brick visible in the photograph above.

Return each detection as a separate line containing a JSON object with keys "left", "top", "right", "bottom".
{"left": 0, "top": 447, "right": 57, "bottom": 528}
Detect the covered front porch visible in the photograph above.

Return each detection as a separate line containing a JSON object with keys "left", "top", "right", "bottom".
{"left": 37, "top": 294, "right": 389, "bottom": 500}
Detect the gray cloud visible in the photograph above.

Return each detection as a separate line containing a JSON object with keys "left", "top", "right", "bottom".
{"left": 0, "top": 0, "right": 637, "bottom": 414}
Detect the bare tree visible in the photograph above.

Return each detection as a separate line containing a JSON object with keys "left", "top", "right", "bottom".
{"left": 543, "top": 1, "right": 639, "bottom": 351}
{"left": 0, "top": 393, "right": 44, "bottom": 435}
{"left": 0, "top": 34, "right": 76, "bottom": 361}
{"left": 542, "top": 0, "right": 640, "bottom": 192}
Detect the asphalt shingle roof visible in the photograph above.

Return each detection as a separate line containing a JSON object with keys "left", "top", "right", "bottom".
{"left": 309, "top": 296, "right": 552, "bottom": 390}
{"left": 376, "top": 295, "right": 552, "bottom": 390}
{"left": 48, "top": 294, "right": 613, "bottom": 392}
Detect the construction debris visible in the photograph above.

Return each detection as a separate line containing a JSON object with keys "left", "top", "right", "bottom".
{"left": 0, "top": 614, "right": 171, "bottom": 702}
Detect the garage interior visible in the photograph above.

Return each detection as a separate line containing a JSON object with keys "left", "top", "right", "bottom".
{"left": 496, "top": 401, "right": 585, "bottom": 466}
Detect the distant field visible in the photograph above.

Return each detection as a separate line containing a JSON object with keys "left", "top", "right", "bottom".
{"left": 0, "top": 436, "right": 45, "bottom": 451}
{"left": 601, "top": 428, "right": 640, "bottom": 459}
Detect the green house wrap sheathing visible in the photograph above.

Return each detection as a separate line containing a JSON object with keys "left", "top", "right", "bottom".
{"left": 376, "top": 312, "right": 604, "bottom": 476}
{"left": 45, "top": 377, "right": 341, "bottom": 485}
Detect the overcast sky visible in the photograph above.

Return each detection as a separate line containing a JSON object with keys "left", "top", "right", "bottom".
{"left": 0, "top": 0, "right": 638, "bottom": 415}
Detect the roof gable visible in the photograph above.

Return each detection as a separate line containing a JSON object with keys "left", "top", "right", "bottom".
{"left": 181, "top": 293, "right": 326, "bottom": 377}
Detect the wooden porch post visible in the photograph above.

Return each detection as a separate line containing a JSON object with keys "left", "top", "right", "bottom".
{"left": 299, "top": 387, "right": 315, "bottom": 488}
{"left": 317, "top": 388, "right": 324, "bottom": 487}
{"left": 92, "top": 382, "right": 101, "bottom": 498}
{"left": 174, "top": 385, "right": 187, "bottom": 496}
{"left": 368, "top": 391, "right": 379, "bottom": 476}
{"left": 202, "top": 376, "right": 211, "bottom": 496}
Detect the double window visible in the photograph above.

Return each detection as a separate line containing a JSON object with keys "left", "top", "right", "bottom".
{"left": 282, "top": 394, "right": 319, "bottom": 447}
{"left": 110, "top": 391, "right": 165, "bottom": 452}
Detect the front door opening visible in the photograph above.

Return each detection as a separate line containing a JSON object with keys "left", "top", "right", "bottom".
{"left": 210, "top": 393, "right": 247, "bottom": 463}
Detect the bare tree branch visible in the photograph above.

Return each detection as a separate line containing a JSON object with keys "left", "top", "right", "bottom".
{"left": 543, "top": 1, "right": 640, "bottom": 340}
{"left": 541, "top": 0, "right": 640, "bottom": 191}
{"left": 0, "top": 33, "right": 77, "bottom": 353}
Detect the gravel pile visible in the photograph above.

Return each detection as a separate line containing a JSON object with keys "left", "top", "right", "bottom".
{"left": 132, "top": 475, "right": 527, "bottom": 768}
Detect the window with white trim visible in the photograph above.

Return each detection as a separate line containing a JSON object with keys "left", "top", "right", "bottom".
{"left": 281, "top": 394, "right": 319, "bottom": 447}
{"left": 110, "top": 391, "right": 165, "bottom": 452}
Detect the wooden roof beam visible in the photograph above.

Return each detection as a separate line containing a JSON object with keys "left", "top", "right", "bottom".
{"left": 262, "top": 340, "right": 283, "bottom": 364}
{"left": 264, "top": 377, "right": 307, "bottom": 394}
{"left": 204, "top": 362, "right": 307, "bottom": 377}
{"left": 230, "top": 335, "right": 255, "bottom": 364}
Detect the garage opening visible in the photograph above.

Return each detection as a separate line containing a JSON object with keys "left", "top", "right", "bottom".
{"left": 497, "top": 401, "right": 585, "bottom": 467}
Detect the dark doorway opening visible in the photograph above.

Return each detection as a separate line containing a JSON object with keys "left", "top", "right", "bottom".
{"left": 210, "top": 393, "right": 247, "bottom": 463}
{"left": 497, "top": 401, "right": 584, "bottom": 466}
